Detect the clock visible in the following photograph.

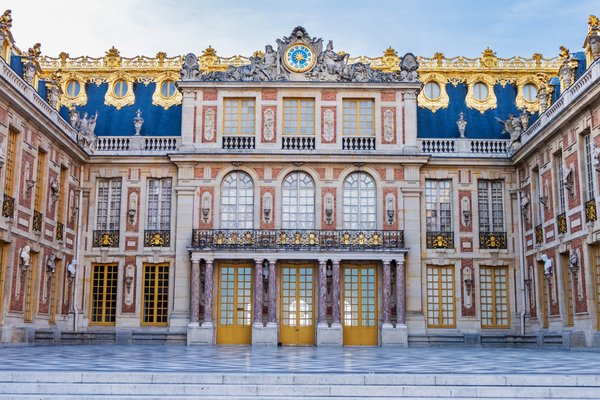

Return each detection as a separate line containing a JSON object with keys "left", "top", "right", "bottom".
{"left": 284, "top": 44, "right": 316, "bottom": 73}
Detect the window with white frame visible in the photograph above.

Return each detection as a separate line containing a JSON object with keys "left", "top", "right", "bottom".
{"left": 478, "top": 180, "right": 504, "bottom": 232}
{"left": 220, "top": 171, "right": 254, "bottom": 229}
{"left": 343, "top": 172, "right": 376, "bottom": 230}
{"left": 282, "top": 172, "right": 315, "bottom": 229}
{"left": 146, "top": 178, "right": 172, "bottom": 230}
{"left": 96, "top": 179, "right": 122, "bottom": 231}
{"left": 425, "top": 180, "right": 452, "bottom": 232}
{"left": 583, "top": 134, "right": 595, "bottom": 201}
{"left": 555, "top": 152, "right": 566, "bottom": 213}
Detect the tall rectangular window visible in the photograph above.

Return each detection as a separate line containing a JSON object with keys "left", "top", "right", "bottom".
{"left": 34, "top": 150, "right": 47, "bottom": 213}
{"left": 4, "top": 130, "right": 17, "bottom": 197}
{"left": 533, "top": 167, "right": 543, "bottom": 224}
{"left": 425, "top": 180, "right": 452, "bottom": 232}
{"left": 283, "top": 99, "right": 315, "bottom": 136}
{"left": 142, "top": 263, "right": 169, "bottom": 325}
{"left": 343, "top": 100, "right": 374, "bottom": 137}
{"left": 478, "top": 180, "right": 504, "bottom": 232}
{"left": 146, "top": 178, "right": 172, "bottom": 230}
{"left": 90, "top": 264, "right": 118, "bottom": 325}
{"left": 555, "top": 152, "right": 566, "bottom": 213}
{"left": 56, "top": 167, "right": 68, "bottom": 223}
{"left": 224, "top": 99, "right": 255, "bottom": 135}
{"left": 584, "top": 134, "right": 595, "bottom": 201}
{"left": 426, "top": 265, "right": 455, "bottom": 328}
{"left": 480, "top": 266, "right": 510, "bottom": 328}
{"left": 96, "top": 179, "right": 121, "bottom": 230}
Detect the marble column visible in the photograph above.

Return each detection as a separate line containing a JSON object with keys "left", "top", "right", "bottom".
{"left": 382, "top": 260, "right": 392, "bottom": 325}
{"left": 396, "top": 256, "right": 406, "bottom": 325}
{"left": 254, "top": 259, "right": 264, "bottom": 325}
{"left": 318, "top": 260, "right": 327, "bottom": 325}
{"left": 332, "top": 259, "right": 341, "bottom": 325}
{"left": 267, "top": 259, "right": 277, "bottom": 324}
{"left": 190, "top": 258, "right": 201, "bottom": 324}
{"left": 203, "top": 259, "right": 214, "bottom": 324}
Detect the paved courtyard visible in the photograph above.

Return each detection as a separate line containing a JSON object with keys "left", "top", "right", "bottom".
{"left": 1, "top": 345, "right": 599, "bottom": 375}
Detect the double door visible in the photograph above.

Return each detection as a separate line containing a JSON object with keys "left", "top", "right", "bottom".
{"left": 342, "top": 264, "right": 378, "bottom": 346}
{"left": 280, "top": 263, "right": 315, "bottom": 345}
{"left": 217, "top": 264, "right": 252, "bottom": 344}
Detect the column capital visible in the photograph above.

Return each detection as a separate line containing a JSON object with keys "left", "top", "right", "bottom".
{"left": 396, "top": 253, "right": 406, "bottom": 264}
{"left": 318, "top": 259, "right": 328, "bottom": 266}
{"left": 381, "top": 259, "right": 393, "bottom": 265}
{"left": 331, "top": 259, "right": 341, "bottom": 265}
{"left": 204, "top": 257, "right": 214, "bottom": 264}
{"left": 254, "top": 258, "right": 264, "bottom": 265}
{"left": 268, "top": 259, "right": 277, "bottom": 265}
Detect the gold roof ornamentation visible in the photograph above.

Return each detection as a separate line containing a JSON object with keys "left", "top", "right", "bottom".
{"left": 0, "top": 9, "right": 12, "bottom": 32}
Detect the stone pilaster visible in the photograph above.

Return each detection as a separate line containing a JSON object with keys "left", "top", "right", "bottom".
{"left": 318, "top": 259, "right": 327, "bottom": 325}
{"left": 332, "top": 259, "right": 341, "bottom": 325}
{"left": 317, "top": 258, "right": 342, "bottom": 346}
{"left": 203, "top": 259, "right": 214, "bottom": 324}
{"left": 267, "top": 259, "right": 277, "bottom": 324}
{"left": 190, "top": 258, "right": 201, "bottom": 324}
{"left": 252, "top": 259, "right": 277, "bottom": 346}
{"left": 382, "top": 260, "right": 392, "bottom": 326}
{"left": 396, "top": 255, "right": 406, "bottom": 325}
{"left": 254, "top": 259, "right": 263, "bottom": 325}
{"left": 382, "top": 255, "right": 407, "bottom": 346}
{"left": 187, "top": 257, "right": 215, "bottom": 345}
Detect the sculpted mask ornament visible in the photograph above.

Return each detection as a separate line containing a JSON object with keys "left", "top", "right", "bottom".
{"left": 399, "top": 53, "right": 419, "bottom": 82}
{"left": 263, "top": 109, "right": 275, "bottom": 141}
{"left": 203, "top": 108, "right": 215, "bottom": 141}
{"left": 180, "top": 53, "right": 200, "bottom": 81}
{"left": 323, "top": 109, "right": 335, "bottom": 142}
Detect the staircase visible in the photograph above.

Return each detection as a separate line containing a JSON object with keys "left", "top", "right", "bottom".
{"left": 1, "top": 371, "right": 599, "bottom": 399}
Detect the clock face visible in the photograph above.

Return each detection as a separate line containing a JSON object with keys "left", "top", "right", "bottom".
{"left": 284, "top": 44, "right": 316, "bottom": 73}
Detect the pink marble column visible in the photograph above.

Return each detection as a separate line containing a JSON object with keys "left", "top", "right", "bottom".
{"left": 203, "top": 259, "right": 214, "bottom": 324}
{"left": 254, "top": 259, "right": 263, "bottom": 325}
{"left": 318, "top": 260, "right": 327, "bottom": 325}
{"left": 396, "top": 257, "right": 406, "bottom": 325}
{"left": 332, "top": 259, "right": 341, "bottom": 325}
{"left": 268, "top": 259, "right": 277, "bottom": 324}
{"left": 190, "top": 259, "right": 201, "bottom": 323}
{"left": 382, "top": 260, "right": 391, "bottom": 325}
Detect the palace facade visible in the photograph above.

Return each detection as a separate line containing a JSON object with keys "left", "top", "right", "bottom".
{"left": 1, "top": 10, "right": 600, "bottom": 347}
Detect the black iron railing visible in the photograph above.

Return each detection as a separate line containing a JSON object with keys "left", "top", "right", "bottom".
{"left": 56, "top": 222, "right": 64, "bottom": 242}
{"left": 92, "top": 230, "right": 120, "bottom": 248}
{"left": 222, "top": 136, "right": 255, "bottom": 150}
{"left": 479, "top": 231, "right": 507, "bottom": 249}
{"left": 425, "top": 231, "right": 454, "bottom": 249}
{"left": 282, "top": 136, "right": 315, "bottom": 150}
{"left": 556, "top": 212, "right": 567, "bottom": 235}
{"left": 535, "top": 224, "right": 544, "bottom": 244}
{"left": 144, "top": 230, "right": 171, "bottom": 247}
{"left": 342, "top": 137, "right": 376, "bottom": 150}
{"left": 585, "top": 198, "right": 597, "bottom": 223}
{"left": 32, "top": 211, "right": 43, "bottom": 233}
{"left": 191, "top": 229, "right": 404, "bottom": 250}
{"left": 2, "top": 194, "right": 14, "bottom": 218}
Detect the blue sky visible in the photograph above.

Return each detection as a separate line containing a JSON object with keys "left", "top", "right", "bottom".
{"left": 3, "top": 0, "right": 597, "bottom": 59}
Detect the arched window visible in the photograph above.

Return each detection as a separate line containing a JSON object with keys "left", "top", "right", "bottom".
{"left": 282, "top": 172, "right": 315, "bottom": 229}
{"left": 220, "top": 171, "right": 254, "bottom": 229}
{"left": 343, "top": 172, "right": 376, "bottom": 230}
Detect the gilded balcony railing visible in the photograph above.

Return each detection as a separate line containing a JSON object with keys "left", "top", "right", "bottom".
{"left": 56, "top": 222, "right": 64, "bottom": 242}
{"left": 556, "top": 212, "right": 567, "bottom": 235}
{"left": 144, "top": 230, "right": 171, "bottom": 247}
{"left": 479, "top": 231, "right": 507, "bottom": 249}
{"left": 425, "top": 231, "right": 454, "bottom": 249}
{"left": 32, "top": 211, "right": 43, "bottom": 233}
{"left": 585, "top": 199, "right": 597, "bottom": 223}
{"left": 535, "top": 224, "right": 543, "bottom": 244}
{"left": 2, "top": 194, "right": 14, "bottom": 218}
{"left": 92, "top": 230, "right": 120, "bottom": 248}
{"left": 191, "top": 229, "right": 404, "bottom": 250}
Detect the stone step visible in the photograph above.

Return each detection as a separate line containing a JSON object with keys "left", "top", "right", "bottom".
{"left": 0, "top": 372, "right": 598, "bottom": 399}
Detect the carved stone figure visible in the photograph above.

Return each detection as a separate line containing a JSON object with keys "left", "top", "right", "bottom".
{"left": 321, "top": 40, "right": 349, "bottom": 78}
{"left": 569, "top": 250, "right": 579, "bottom": 274}
{"left": 50, "top": 178, "right": 59, "bottom": 198}
{"left": 559, "top": 60, "right": 573, "bottom": 88}
{"left": 592, "top": 141, "right": 600, "bottom": 172}
{"left": 562, "top": 163, "right": 574, "bottom": 194}
{"left": 69, "top": 107, "right": 79, "bottom": 127}
{"left": 133, "top": 109, "right": 144, "bottom": 136}
{"left": 539, "top": 253, "right": 553, "bottom": 276}
{"left": 399, "top": 53, "right": 419, "bottom": 82}
{"left": 67, "top": 260, "right": 77, "bottom": 278}
{"left": 497, "top": 114, "right": 524, "bottom": 152}
{"left": 520, "top": 192, "right": 530, "bottom": 221}
{"left": 203, "top": 108, "right": 215, "bottom": 141}
{"left": 263, "top": 108, "right": 275, "bottom": 141}
{"left": 323, "top": 109, "right": 335, "bottom": 142}
{"left": 20, "top": 245, "right": 31, "bottom": 268}
{"left": 383, "top": 109, "right": 394, "bottom": 142}
{"left": 519, "top": 108, "right": 530, "bottom": 130}
{"left": 46, "top": 254, "right": 56, "bottom": 274}
{"left": 47, "top": 79, "right": 60, "bottom": 110}
{"left": 74, "top": 111, "right": 99, "bottom": 150}
{"left": 254, "top": 45, "right": 279, "bottom": 81}
{"left": 537, "top": 85, "right": 550, "bottom": 112}
{"left": 456, "top": 112, "right": 467, "bottom": 138}
{"left": 590, "top": 34, "right": 600, "bottom": 60}
{"left": 0, "top": 143, "right": 5, "bottom": 167}
{"left": 180, "top": 53, "right": 200, "bottom": 81}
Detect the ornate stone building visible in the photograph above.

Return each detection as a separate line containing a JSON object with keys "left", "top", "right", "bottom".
{"left": 1, "top": 10, "right": 600, "bottom": 347}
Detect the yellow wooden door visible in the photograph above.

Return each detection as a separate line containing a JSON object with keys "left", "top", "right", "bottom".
{"left": 342, "top": 264, "right": 378, "bottom": 346}
{"left": 280, "top": 264, "right": 315, "bottom": 345}
{"left": 217, "top": 264, "right": 252, "bottom": 344}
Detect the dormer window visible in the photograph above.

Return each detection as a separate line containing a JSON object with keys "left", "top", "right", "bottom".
{"left": 113, "top": 79, "right": 129, "bottom": 98}
{"left": 423, "top": 81, "right": 441, "bottom": 100}
{"left": 65, "top": 80, "right": 81, "bottom": 99}
{"left": 522, "top": 83, "right": 538, "bottom": 103}
{"left": 160, "top": 80, "right": 177, "bottom": 98}
{"left": 473, "top": 82, "right": 489, "bottom": 101}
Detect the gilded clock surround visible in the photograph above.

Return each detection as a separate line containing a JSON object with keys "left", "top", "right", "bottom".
{"left": 283, "top": 43, "right": 316, "bottom": 73}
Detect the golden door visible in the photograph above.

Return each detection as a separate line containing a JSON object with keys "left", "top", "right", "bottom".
{"left": 217, "top": 264, "right": 252, "bottom": 344}
{"left": 280, "top": 264, "right": 315, "bottom": 345}
{"left": 342, "top": 264, "right": 378, "bottom": 346}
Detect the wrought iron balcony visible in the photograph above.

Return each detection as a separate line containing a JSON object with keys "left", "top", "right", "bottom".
{"left": 585, "top": 199, "right": 597, "bottom": 223}
{"left": 556, "top": 212, "right": 567, "bottom": 235}
{"left": 92, "top": 230, "right": 120, "bottom": 248}
{"left": 479, "top": 231, "right": 507, "bottom": 249}
{"left": 191, "top": 229, "right": 404, "bottom": 251}
{"left": 32, "top": 211, "right": 43, "bottom": 233}
{"left": 342, "top": 137, "right": 375, "bottom": 150}
{"left": 144, "top": 230, "right": 171, "bottom": 247}
{"left": 425, "top": 231, "right": 454, "bottom": 249}
{"left": 2, "top": 194, "right": 14, "bottom": 218}
{"left": 56, "top": 222, "right": 64, "bottom": 242}
{"left": 535, "top": 224, "right": 543, "bottom": 244}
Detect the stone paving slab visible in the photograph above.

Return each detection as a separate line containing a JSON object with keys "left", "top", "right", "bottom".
{"left": 1, "top": 345, "right": 600, "bottom": 375}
